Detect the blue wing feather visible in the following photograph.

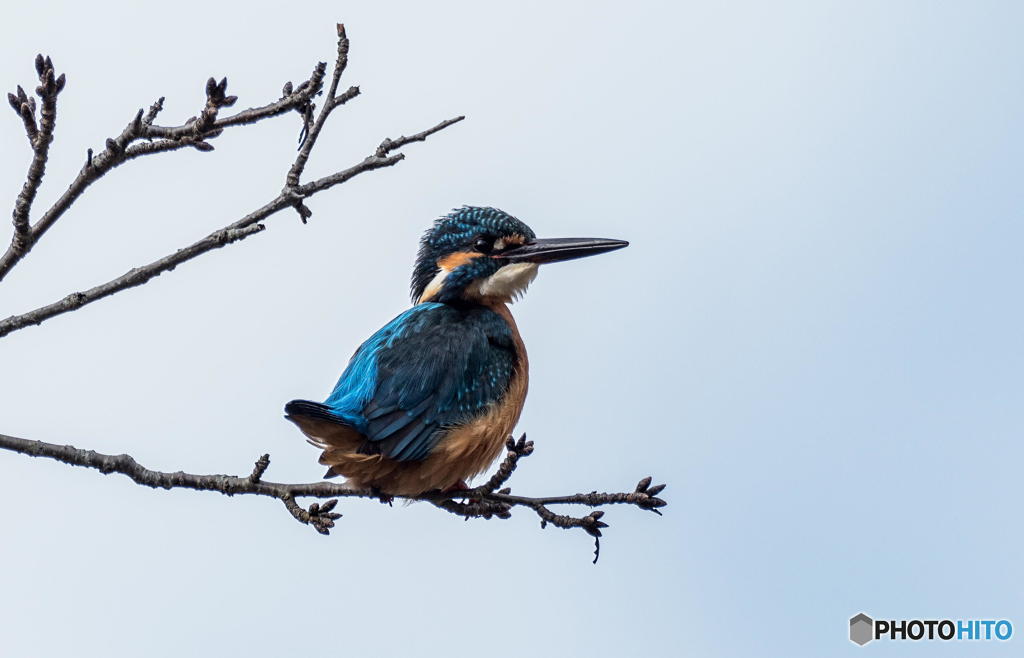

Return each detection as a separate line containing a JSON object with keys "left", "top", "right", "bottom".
{"left": 321, "top": 302, "right": 517, "bottom": 462}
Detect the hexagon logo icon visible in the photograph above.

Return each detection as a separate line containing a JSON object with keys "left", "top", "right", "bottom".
{"left": 850, "top": 613, "right": 874, "bottom": 646}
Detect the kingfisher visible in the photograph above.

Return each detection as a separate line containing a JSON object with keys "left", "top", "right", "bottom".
{"left": 285, "top": 206, "right": 627, "bottom": 496}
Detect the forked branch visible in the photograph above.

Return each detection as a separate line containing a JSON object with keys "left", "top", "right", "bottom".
{"left": 0, "top": 25, "right": 463, "bottom": 336}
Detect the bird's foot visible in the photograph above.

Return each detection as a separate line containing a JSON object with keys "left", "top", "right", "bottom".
{"left": 442, "top": 480, "right": 480, "bottom": 504}
{"left": 442, "top": 479, "right": 470, "bottom": 493}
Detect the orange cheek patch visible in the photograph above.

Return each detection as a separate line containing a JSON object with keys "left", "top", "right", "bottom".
{"left": 437, "top": 251, "right": 480, "bottom": 271}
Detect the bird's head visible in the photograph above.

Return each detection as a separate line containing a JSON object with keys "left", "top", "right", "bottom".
{"left": 412, "top": 206, "right": 628, "bottom": 305}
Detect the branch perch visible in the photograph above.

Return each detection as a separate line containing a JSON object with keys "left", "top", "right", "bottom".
{"left": 0, "top": 432, "right": 666, "bottom": 561}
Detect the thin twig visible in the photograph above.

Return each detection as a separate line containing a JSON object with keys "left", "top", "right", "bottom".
{"left": 0, "top": 431, "right": 667, "bottom": 559}
{"left": 0, "top": 112, "right": 461, "bottom": 338}
{"left": 248, "top": 453, "right": 271, "bottom": 483}
{"left": 286, "top": 23, "right": 350, "bottom": 189}
{"left": 0, "top": 31, "right": 463, "bottom": 338}
{"left": 299, "top": 115, "right": 465, "bottom": 196}
{"left": 374, "top": 116, "right": 467, "bottom": 157}
{"left": 0, "top": 55, "right": 326, "bottom": 285}
{"left": 472, "top": 434, "right": 534, "bottom": 494}
{"left": 8, "top": 56, "right": 64, "bottom": 260}
{"left": 0, "top": 224, "right": 267, "bottom": 336}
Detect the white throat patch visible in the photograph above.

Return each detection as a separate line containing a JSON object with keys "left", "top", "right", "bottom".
{"left": 470, "top": 262, "right": 539, "bottom": 303}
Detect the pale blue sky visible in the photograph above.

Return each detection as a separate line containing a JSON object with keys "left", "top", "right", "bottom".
{"left": 1, "top": 2, "right": 1022, "bottom": 656}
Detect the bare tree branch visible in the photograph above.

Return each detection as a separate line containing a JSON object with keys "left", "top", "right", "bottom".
{"left": 0, "top": 58, "right": 325, "bottom": 285}
{"left": 0, "top": 29, "right": 463, "bottom": 338}
{"left": 0, "top": 432, "right": 666, "bottom": 560}
{"left": 0, "top": 114, "right": 462, "bottom": 338}
{"left": 1, "top": 26, "right": 666, "bottom": 561}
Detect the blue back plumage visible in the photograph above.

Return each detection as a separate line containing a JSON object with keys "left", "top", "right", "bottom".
{"left": 321, "top": 304, "right": 439, "bottom": 432}
{"left": 322, "top": 302, "right": 517, "bottom": 462}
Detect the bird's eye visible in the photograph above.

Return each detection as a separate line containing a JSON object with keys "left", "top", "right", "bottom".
{"left": 473, "top": 237, "right": 495, "bottom": 254}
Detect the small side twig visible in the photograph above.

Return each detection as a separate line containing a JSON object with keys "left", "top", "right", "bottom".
{"left": 142, "top": 96, "right": 164, "bottom": 126}
{"left": 248, "top": 454, "right": 271, "bottom": 483}
{"left": 286, "top": 23, "right": 351, "bottom": 190}
{"left": 7, "top": 55, "right": 65, "bottom": 258}
{"left": 473, "top": 434, "right": 533, "bottom": 494}
{"left": 374, "top": 116, "right": 467, "bottom": 158}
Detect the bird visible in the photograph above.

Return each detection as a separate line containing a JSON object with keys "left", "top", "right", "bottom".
{"left": 285, "top": 205, "right": 628, "bottom": 496}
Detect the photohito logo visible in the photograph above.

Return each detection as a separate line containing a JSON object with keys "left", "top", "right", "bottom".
{"left": 849, "top": 613, "right": 1013, "bottom": 646}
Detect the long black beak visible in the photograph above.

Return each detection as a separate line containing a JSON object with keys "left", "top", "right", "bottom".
{"left": 498, "top": 237, "right": 629, "bottom": 264}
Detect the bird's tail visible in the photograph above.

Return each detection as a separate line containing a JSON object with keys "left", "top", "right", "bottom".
{"left": 284, "top": 399, "right": 365, "bottom": 479}
{"left": 284, "top": 399, "right": 345, "bottom": 424}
